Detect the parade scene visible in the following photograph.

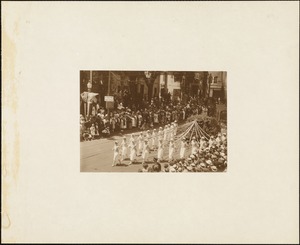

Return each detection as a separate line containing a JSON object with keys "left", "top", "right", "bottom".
{"left": 80, "top": 71, "right": 227, "bottom": 172}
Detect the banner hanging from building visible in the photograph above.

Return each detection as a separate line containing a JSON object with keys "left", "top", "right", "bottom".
{"left": 81, "top": 92, "right": 99, "bottom": 103}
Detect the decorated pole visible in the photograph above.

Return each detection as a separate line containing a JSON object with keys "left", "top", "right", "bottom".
{"left": 108, "top": 71, "right": 111, "bottom": 120}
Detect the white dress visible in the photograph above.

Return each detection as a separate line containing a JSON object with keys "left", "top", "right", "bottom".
{"left": 129, "top": 136, "right": 135, "bottom": 146}
{"left": 151, "top": 131, "right": 157, "bottom": 148}
{"left": 174, "top": 123, "right": 178, "bottom": 136}
{"left": 113, "top": 145, "right": 120, "bottom": 163}
{"left": 142, "top": 144, "right": 150, "bottom": 161}
{"left": 168, "top": 142, "right": 175, "bottom": 160}
{"left": 169, "top": 126, "right": 174, "bottom": 140}
{"left": 121, "top": 141, "right": 128, "bottom": 160}
{"left": 191, "top": 140, "right": 198, "bottom": 155}
{"left": 157, "top": 142, "right": 164, "bottom": 160}
{"left": 146, "top": 133, "right": 152, "bottom": 147}
{"left": 163, "top": 128, "right": 168, "bottom": 141}
{"left": 180, "top": 141, "right": 187, "bottom": 159}
{"left": 138, "top": 135, "right": 144, "bottom": 154}
{"left": 129, "top": 143, "right": 137, "bottom": 162}
{"left": 158, "top": 130, "right": 163, "bottom": 141}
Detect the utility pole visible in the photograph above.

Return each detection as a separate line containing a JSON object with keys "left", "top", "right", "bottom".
{"left": 107, "top": 71, "right": 111, "bottom": 120}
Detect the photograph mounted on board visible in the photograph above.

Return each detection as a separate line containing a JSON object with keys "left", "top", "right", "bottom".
{"left": 80, "top": 71, "right": 227, "bottom": 173}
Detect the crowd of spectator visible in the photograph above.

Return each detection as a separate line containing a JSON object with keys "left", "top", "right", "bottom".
{"left": 80, "top": 97, "right": 220, "bottom": 141}
{"left": 138, "top": 132, "right": 227, "bottom": 173}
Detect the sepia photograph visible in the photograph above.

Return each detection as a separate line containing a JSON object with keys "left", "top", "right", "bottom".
{"left": 2, "top": 1, "right": 298, "bottom": 243}
{"left": 80, "top": 71, "right": 227, "bottom": 172}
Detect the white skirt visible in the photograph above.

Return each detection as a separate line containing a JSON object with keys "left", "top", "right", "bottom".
{"left": 169, "top": 148, "right": 174, "bottom": 159}
{"left": 138, "top": 141, "right": 144, "bottom": 152}
{"left": 152, "top": 137, "right": 157, "bottom": 147}
{"left": 158, "top": 148, "right": 164, "bottom": 159}
{"left": 130, "top": 150, "right": 136, "bottom": 161}
{"left": 142, "top": 151, "right": 149, "bottom": 159}
{"left": 122, "top": 147, "right": 127, "bottom": 157}
{"left": 163, "top": 134, "right": 167, "bottom": 141}
{"left": 180, "top": 148, "right": 186, "bottom": 158}
{"left": 113, "top": 152, "right": 119, "bottom": 161}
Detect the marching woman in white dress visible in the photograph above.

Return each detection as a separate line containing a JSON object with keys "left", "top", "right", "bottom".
{"left": 180, "top": 137, "right": 188, "bottom": 159}
{"left": 158, "top": 127, "right": 164, "bottom": 142}
{"left": 166, "top": 124, "right": 172, "bottom": 142}
{"left": 191, "top": 137, "right": 198, "bottom": 155}
{"left": 157, "top": 139, "right": 164, "bottom": 163}
{"left": 128, "top": 141, "right": 137, "bottom": 165}
{"left": 120, "top": 136, "right": 128, "bottom": 162}
{"left": 151, "top": 129, "right": 157, "bottom": 150}
{"left": 173, "top": 120, "right": 178, "bottom": 136}
{"left": 112, "top": 141, "right": 121, "bottom": 166}
{"left": 146, "top": 130, "right": 152, "bottom": 149}
{"left": 142, "top": 140, "right": 150, "bottom": 164}
{"left": 168, "top": 139, "right": 176, "bottom": 162}
{"left": 169, "top": 124, "right": 174, "bottom": 141}
{"left": 163, "top": 125, "right": 168, "bottom": 142}
{"left": 137, "top": 132, "right": 144, "bottom": 156}
{"left": 129, "top": 134, "right": 135, "bottom": 146}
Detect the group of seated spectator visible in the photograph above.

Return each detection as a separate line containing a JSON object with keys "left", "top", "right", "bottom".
{"left": 138, "top": 132, "right": 227, "bottom": 173}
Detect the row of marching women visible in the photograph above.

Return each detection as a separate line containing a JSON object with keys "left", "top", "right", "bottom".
{"left": 112, "top": 121, "right": 178, "bottom": 166}
{"left": 111, "top": 121, "right": 227, "bottom": 170}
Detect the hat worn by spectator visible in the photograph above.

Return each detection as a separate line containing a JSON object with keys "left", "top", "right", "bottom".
{"left": 206, "top": 160, "right": 212, "bottom": 165}
{"left": 218, "top": 158, "right": 224, "bottom": 164}
{"left": 211, "top": 166, "right": 218, "bottom": 172}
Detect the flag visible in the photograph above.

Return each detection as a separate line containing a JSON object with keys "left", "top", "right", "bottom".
{"left": 81, "top": 92, "right": 99, "bottom": 103}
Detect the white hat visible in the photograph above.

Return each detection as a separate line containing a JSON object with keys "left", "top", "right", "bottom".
{"left": 206, "top": 160, "right": 212, "bottom": 165}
